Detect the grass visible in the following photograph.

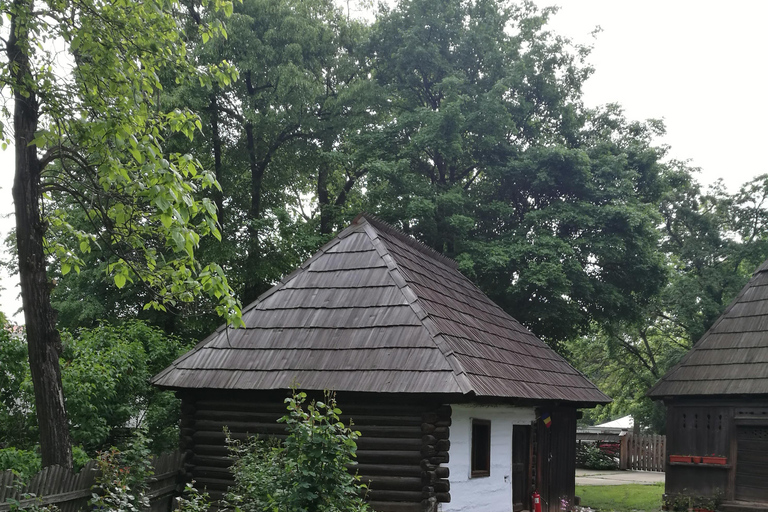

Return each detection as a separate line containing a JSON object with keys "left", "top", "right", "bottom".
{"left": 575, "top": 483, "right": 664, "bottom": 512}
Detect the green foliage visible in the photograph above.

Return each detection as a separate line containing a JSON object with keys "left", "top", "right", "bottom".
{"left": 176, "top": 483, "right": 212, "bottom": 512}
{"left": 571, "top": 170, "right": 768, "bottom": 432}
{"left": 365, "top": 0, "right": 668, "bottom": 344}
{"left": 663, "top": 489, "right": 723, "bottom": 512}
{"left": 0, "top": 448, "right": 41, "bottom": 480}
{"left": 224, "top": 391, "right": 369, "bottom": 512}
{"left": 0, "top": 325, "right": 36, "bottom": 449}
{"left": 0, "top": 320, "right": 189, "bottom": 455}
{"left": 575, "top": 443, "right": 618, "bottom": 470}
{"left": 90, "top": 431, "right": 153, "bottom": 512}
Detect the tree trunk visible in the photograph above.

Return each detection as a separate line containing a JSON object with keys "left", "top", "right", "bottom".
{"left": 243, "top": 120, "right": 265, "bottom": 304}
{"left": 8, "top": 0, "right": 73, "bottom": 469}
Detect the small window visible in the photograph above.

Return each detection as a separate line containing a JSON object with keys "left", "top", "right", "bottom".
{"left": 471, "top": 419, "right": 491, "bottom": 478}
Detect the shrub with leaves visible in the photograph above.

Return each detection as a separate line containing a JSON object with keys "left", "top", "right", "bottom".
{"left": 224, "top": 391, "right": 369, "bottom": 512}
{"left": 575, "top": 442, "right": 618, "bottom": 470}
{"left": 90, "top": 431, "right": 152, "bottom": 512}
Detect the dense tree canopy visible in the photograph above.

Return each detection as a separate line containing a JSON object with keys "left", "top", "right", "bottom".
{"left": 364, "top": 0, "right": 667, "bottom": 342}
{"left": 3, "top": 0, "right": 766, "bottom": 459}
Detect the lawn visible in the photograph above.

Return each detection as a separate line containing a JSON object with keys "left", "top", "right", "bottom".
{"left": 575, "top": 483, "right": 664, "bottom": 512}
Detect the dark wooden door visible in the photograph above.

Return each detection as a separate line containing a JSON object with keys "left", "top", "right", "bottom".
{"left": 735, "top": 425, "right": 768, "bottom": 502}
{"left": 513, "top": 425, "right": 531, "bottom": 512}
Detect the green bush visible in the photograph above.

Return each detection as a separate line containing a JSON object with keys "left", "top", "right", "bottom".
{"left": 90, "top": 430, "right": 152, "bottom": 512}
{"left": 224, "top": 391, "right": 370, "bottom": 512}
{"left": 0, "top": 448, "right": 41, "bottom": 480}
{"left": 576, "top": 443, "right": 618, "bottom": 470}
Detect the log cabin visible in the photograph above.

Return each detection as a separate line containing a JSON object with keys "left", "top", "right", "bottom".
{"left": 648, "top": 260, "right": 768, "bottom": 512}
{"left": 152, "top": 214, "right": 610, "bottom": 512}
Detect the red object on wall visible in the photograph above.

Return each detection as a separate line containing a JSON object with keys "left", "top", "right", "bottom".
{"left": 669, "top": 455, "right": 693, "bottom": 463}
{"left": 702, "top": 456, "right": 727, "bottom": 465}
{"left": 532, "top": 491, "right": 542, "bottom": 512}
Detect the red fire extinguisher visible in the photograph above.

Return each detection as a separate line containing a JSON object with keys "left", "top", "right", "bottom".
{"left": 532, "top": 491, "right": 542, "bottom": 512}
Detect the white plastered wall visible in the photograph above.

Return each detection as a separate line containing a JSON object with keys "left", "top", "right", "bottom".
{"left": 440, "top": 404, "right": 536, "bottom": 512}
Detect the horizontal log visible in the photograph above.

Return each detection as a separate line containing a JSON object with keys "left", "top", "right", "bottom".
{"left": 194, "top": 400, "right": 289, "bottom": 413}
{"left": 355, "top": 426, "right": 423, "bottom": 438}
{"left": 428, "top": 453, "right": 448, "bottom": 465}
{"left": 432, "top": 481, "right": 449, "bottom": 493}
{"left": 421, "top": 469, "right": 449, "bottom": 483}
{"left": 194, "top": 419, "right": 288, "bottom": 434}
{"left": 195, "top": 410, "right": 284, "bottom": 423}
{"left": 195, "top": 445, "right": 229, "bottom": 457}
{"left": 351, "top": 464, "right": 422, "bottom": 478}
{"left": 366, "top": 489, "right": 424, "bottom": 502}
{"left": 342, "top": 415, "right": 424, "bottom": 427}
{"left": 191, "top": 455, "right": 234, "bottom": 469}
{"left": 195, "top": 411, "right": 427, "bottom": 430}
{"left": 194, "top": 431, "right": 421, "bottom": 452}
{"left": 435, "top": 440, "right": 450, "bottom": 451}
{"left": 436, "top": 492, "right": 450, "bottom": 503}
{"left": 357, "top": 450, "right": 422, "bottom": 465}
{"left": 420, "top": 461, "right": 438, "bottom": 472}
{"left": 357, "top": 438, "right": 422, "bottom": 451}
{"left": 363, "top": 475, "right": 422, "bottom": 492}
{"left": 192, "top": 477, "right": 230, "bottom": 492}
{"left": 421, "top": 446, "right": 437, "bottom": 457}
{"left": 366, "top": 501, "right": 424, "bottom": 512}
{"left": 189, "top": 466, "right": 233, "bottom": 481}
{"left": 435, "top": 466, "right": 449, "bottom": 479}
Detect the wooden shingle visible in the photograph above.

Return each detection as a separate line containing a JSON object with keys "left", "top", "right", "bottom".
{"left": 649, "top": 260, "right": 768, "bottom": 398}
{"left": 153, "top": 214, "right": 609, "bottom": 405}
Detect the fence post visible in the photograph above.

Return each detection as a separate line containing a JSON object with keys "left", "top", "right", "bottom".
{"left": 619, "top": 432, "right": 629, "bottom": 470}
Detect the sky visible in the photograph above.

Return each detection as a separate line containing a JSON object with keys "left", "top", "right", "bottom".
{"left": 1, "top": 0, "right": 767, "bottom": 319}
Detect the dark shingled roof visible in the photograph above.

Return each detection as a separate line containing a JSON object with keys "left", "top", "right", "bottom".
{"left": 153, "top": 214, "right": 610, "bottom": 405}
{"left": 648, "top": 259, "right": 768, "bottom": 398}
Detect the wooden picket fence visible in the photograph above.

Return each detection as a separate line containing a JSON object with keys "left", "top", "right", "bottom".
{"left": 619, "top": 432, "right": 666, "bottom": 472}
{"left": 0, "top": 450, "right": 183, "bottom": 512}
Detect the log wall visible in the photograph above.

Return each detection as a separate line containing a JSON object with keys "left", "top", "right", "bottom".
{"left": 179, "top": 390, "right": 451, "bottom": 512}
{"left": 664, "top": 400, "right": 768, "bottom": 503}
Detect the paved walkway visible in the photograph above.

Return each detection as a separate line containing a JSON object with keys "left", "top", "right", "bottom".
{"left": 575, "top": 468, "right": 665, "bottom": 486}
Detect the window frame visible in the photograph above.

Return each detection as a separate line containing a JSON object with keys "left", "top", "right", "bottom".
{"left": 470, "top": 418, "right": 491, "bottom": 478}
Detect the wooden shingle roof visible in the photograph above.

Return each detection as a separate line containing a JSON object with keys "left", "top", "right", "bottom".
{"left": 152, "top": 214, "right": 609, "bottom": 405}
{"left": 648, "top": 259, "right": 768, "bottom": 398}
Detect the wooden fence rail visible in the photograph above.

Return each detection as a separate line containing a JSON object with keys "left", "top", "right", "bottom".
{"left": 619, "top": 432, "right": 666, "bottom": 472}
{"left": 0, "top": 450, "right": 183, "bottom": 512}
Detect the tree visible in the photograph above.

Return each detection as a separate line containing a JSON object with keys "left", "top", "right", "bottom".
{"left": 366, "top": 0, "right": 667, "bottom": 343}
{"left": 571, "top": 169, "right": 768, "bottom": 431}
{"left": 2, "top": 0, "right": 239, "bottom": 467}
{"left": 180, "top": 0, "right": 379, "bottom": 303}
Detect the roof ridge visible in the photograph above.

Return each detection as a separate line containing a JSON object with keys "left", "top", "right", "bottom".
{"left": 354, "top": 213, "right": 459, "bottom": 270}
{"left": 359, "top": 219, "right": 474, "bottom": 395}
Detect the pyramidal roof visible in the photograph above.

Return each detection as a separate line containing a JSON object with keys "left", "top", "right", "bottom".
{"left": 153, "top": 214, "right": 609, "bottom": 405}
{"left": 649, "top": 259, "right": 768, "bottom": 398}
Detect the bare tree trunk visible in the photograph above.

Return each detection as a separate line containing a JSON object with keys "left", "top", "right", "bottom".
{"left": 8, "top": 0, "right": 73, "bottom": 469}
